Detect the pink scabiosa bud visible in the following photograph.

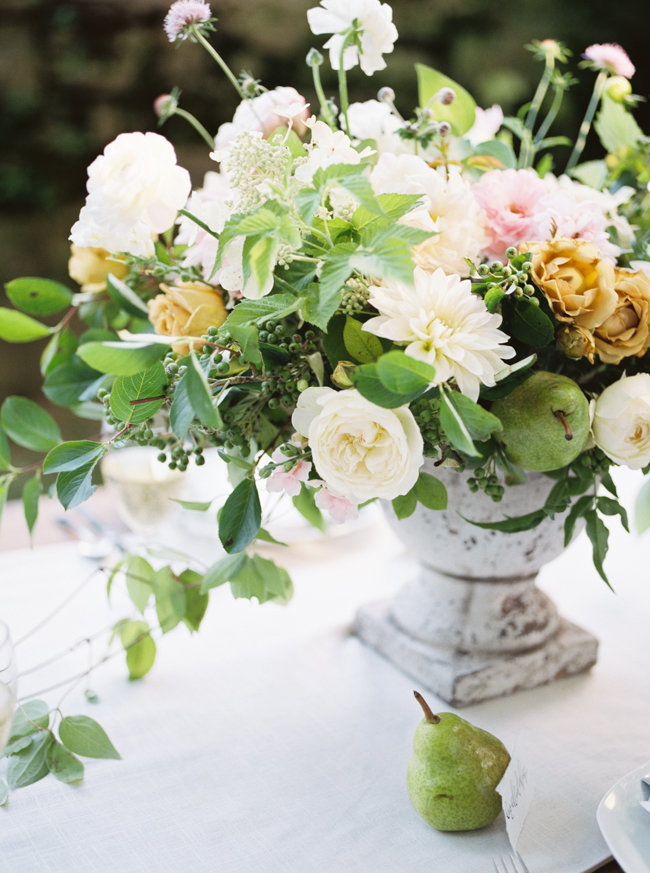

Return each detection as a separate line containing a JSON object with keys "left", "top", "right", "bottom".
{"left": 163, "top": 0, "right": 213, "bottom": 43}
{"left": 154, "top": 93, "right": 178, "bottom": 120}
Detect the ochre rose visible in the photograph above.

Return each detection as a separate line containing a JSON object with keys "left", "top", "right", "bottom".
{"left": 556, "top": 324, "right": 596, "bottom": 363}
{"left": 147, "top": 281, "right": 227, "bottom": 354}
{"left": 68, "top": 244, "right": 128, "bottom": 293}
{"left": 527, "top": 238, "right": 617, "bottom": 329}
{"left": 594, "top": 268, "right": 650, "bottom": 364}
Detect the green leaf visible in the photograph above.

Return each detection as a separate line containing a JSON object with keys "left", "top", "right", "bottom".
{"left": 9, "top": 701, "right": 49, "bottom": 742}
{"left": 0, "top": 428, "right": 10, "bottom": 468}
{"left": 78, "top": 340, "right": 168, "bottom": 376}
{"left": 171, "top": 498, "right": 213, "bottom": 512}
{"left": 3, "top": 735, "right": 32, "bottom": 757}
{"left": 5, "top": 277, "right": 73, "bottom": 316}
{"left": 343, "top": 316, "right": 383, "bottom": 364}
{"left": 392, "top": 489, "right": 417, "bottom": 519}
{"left": 255, "top": 527, "right": 288, "bottom": 547}
{"left": 228, "top": 324, "right": 262, "bottom": 367}
{"left": 230, "top": 554, "right": 294, "bottom": 604}
{"left": 376, "top": 351, "right": 436, "bottom": 395}
{"left": 169, "top": 369, "right": 195, "bottom": 440}
{"left": 46, "top": 740, "right": 85, "bottom": 784}
{"left": 484, "top": 286, "right": 506, "bottom": 313}
{"left": 219, "top": 477, "right": 262, "bottom": 553}
{"left": 416, "top": 63, "right": 477, "bottom": 136}
{"left": 184, "top": 353, "right": 219, "bottom": 429}
{"left": 201, "top": 552, "right": 248, "bottom": 592}
{"left": 414, "top": 472, "right": 448, "bottom": 510}
{"left": 597, "top": 496, "right": 629, "bottom": 532}
{"left": 438, "top": 389, "right": 480, "bottom": 457}
{"left": 508, "top": 298, "right": 555, "bottom": 347}
{"left": 570, "top": 160, "right": 608, "bottom": 189}
{"left": 0, "top": 481, "right": 8, "bottom": 528}
{"left": 44, "top": 440, "right": 106, "bottom": 474}
{"left": 316, "top": 246, "right": 354, "bottom": 318}
{"left": 109, "top": 363, "right": 166, "bottom": 425}
{"left": 105, "top": 274, "right": 149, "bottom": 316}
{"left": 224, "top": 293, "right": 298, "bottom": 328}
{"left": 119, "top": 620, "right": 156, "bottom": 680}
{"left": 6, "top": 731, "right": 53, "bottom": 788}
{"left": 564, "top": 494, "right": 594, "bottom": 546}
{"left": 292, "top": 482, "right": 326, "bottom": 532}
{"left": 125, "top": 555, "right": 154, "bottom": 614}
{"left": 444, "top": 391, "right": 502, "bottom": 442}
{"left": 55, "top": 458, "right": 99, "bottom": 509}
{"left": 22, "top": 474, "right": 40, "bottom": 537}
{"left": 302, "top": 281, "right": 341, "bottom": 333}
{"left": 468, "top": 140, "right": 516, "bottom": 169}
{"left": 594, "top": 95, "right": 643, "bottom": 153}
{"left": 43, "top": 359, "right": 107, "bottom": 406}
{"left": 59, "top": 715, "right": 121, "bottom": 760}
{"left": 0, "top": 307, "right": 51, "bottom": 342}
{"left": 1, "top": 396, "right": 61, "bottom": 452}
{"left": 634, "top": 478, "right": 650, "bottom": 534}
{"left": 349, "top": 239, "right": 415, "bottom": 287}
{"left": 295, "top": 187, "right": 322, "bottom": 224}
{"left": 179, "top": 569, "right": 209, "bottom": 632}
{"left": 585, "top": 509, "right": 611, "bottom": 588}
{"left": 152, "top": 566, "right": 187, "bottom": 633}
{"left": 462, "top": 508, "right": 547, "bottom": 533}
{"left": 351, "top": 362, "right": 429, "bottom": 409}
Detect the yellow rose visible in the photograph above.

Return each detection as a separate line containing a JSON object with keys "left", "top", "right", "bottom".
{"left": 594, "top": 268, "right": 650, "bottom": 364}
{"left": 68, "top": 245, "right": 129, "bottom": 293}
{"left": 147, "top": 281, "right": 228, "bottom": 354}
{"left": 527, "top": 238, "right": 617, "bottom": 329}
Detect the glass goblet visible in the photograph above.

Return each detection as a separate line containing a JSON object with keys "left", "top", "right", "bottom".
{"left": 0, "top": 620, "right": 17, "bottom": 754}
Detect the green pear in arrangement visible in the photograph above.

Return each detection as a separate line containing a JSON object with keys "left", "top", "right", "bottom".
{"left": 407, "top": 691, "right": 511, "bottom": 832}
{"left": 490, "top": 370, "right": 590, "bottom": 472}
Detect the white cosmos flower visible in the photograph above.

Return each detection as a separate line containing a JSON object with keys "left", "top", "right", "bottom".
{"left": 70, "top": 132, "right": 191, "bottom": 257}
{"left": 591, "top": 373, "right": 650, "bottom": 469}
{"left": 292, "top": 387, "right": 423, "bottom": 502}
{"left": 346, "top": 99, "right": 412, "bottom": 155}
{"left": 363, "top": 267, "right": 515, "bottom": 401}
{"left": 369, "top": 153, "right": 488, "bottom": 275}
{"left": 307, "top": 0, "right": 398, "bottom": 76}
{"left": 294, "top": 118, "right": 371, "bottom": 184}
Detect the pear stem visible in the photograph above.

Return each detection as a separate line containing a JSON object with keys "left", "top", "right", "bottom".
{"left": 554, "top": 410, "right": 573, "bottom": 441}
{"left": 413, "top": 690, "right": 441, "bottom": 723}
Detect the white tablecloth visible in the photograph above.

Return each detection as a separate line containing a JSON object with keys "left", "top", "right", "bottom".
{"left": 1, "top": 472, "right": 648, "bottom": 873}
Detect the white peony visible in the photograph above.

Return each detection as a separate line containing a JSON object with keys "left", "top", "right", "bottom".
{"left": 291, "top": 387, "right": 423, "bottom": 502}
{"left": 591, "top": 374, "right": 650, "bottom": 469}
{"left": 70, "top": 132, "right": 191, "bottom": 257}
{"left": 307, "top": 0, "right": 398, "bottom": 76}
{"left": 363, "top": 267, "right": 515, "bottom": 401}
{"left": 369, "top": 153, "right": 488, "bottom": 275}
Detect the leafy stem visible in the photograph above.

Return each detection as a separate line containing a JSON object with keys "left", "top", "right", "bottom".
{"left": 192, "top": 26, "right": 246, "bottom": 100}
{"left": 566, "top": 70, "right": 608, "bottom": 172}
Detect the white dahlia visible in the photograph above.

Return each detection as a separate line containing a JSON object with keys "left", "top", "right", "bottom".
{"left": 363, "top": 267, "right": 515, "bottom": 401}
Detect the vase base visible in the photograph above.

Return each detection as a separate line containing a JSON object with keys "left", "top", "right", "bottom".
{"left": 353, "top": 600, "right": 598, "bottom": 707}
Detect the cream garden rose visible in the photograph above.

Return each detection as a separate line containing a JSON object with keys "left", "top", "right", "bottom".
{"left": 70, "top": 131, "right": 191, "bottom": 258}
{"left": 591, "top": 373, "right": 650, "bottom": 469}
{"left": 291, "top": 387, "right": 423, "bottom": 502}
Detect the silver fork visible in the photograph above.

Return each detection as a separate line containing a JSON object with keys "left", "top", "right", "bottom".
{"left": 493, "top": 851, "right": 531, "bottom": 873}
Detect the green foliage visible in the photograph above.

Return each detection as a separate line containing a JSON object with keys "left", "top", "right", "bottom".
{"left": 1, "top": 396, "right": 61, "bottom": 452}
{"left": 119, "top": 620, "right": 157, "bottom": 679}
{"left": 218, "top": 477, "right": 262, "bottom": 553}
{"left": 58, "top": 716, "right": 121, "bottom": 760}
{"left": 594, "top": 95, "right": 643, "bottom": 153}
{"left": 416, "top": 64, "right": 477, "bottom": 136}
{"left": 0, "top": 308, "right": 52, "bottom": 342}
{"left": 78, "top": 340, "right": 169, "bottom": 376}
{"left": 109, "top": 363, "right": 167, "bottom": 425}
{"left": 5, "top": 277, "right": 73, "bottom": 316}
{"left": 292, "top": 482, "right": 326, "bottom": 532}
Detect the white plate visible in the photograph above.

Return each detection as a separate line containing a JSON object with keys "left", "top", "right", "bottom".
{"left": 597, "top": 761, "right": 650, "bottom": 873}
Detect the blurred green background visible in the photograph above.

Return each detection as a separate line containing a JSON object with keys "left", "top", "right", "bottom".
{"left": 1, "top": 0, "right": 648, "bottom": 406}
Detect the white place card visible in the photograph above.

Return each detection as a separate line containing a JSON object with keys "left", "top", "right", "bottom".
{"left": 498, "top": 744, "right": 535, "bottom": 850}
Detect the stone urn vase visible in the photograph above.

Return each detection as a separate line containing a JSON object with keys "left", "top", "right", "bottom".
{"left": 353, "top": 463, "right": 598, "bottom": 706}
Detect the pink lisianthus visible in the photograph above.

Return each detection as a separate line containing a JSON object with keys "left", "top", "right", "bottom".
{"left": 583, "top": 43, "right": 635, "bottom": 79}
{"left": 266, "top": 449, "right": 312, "bottom": 498}
{"left": 314, "top": 485, "right": 359, "bottom": 524}
{"left": 472, "top": 168, "right": 548, "bottom": 261}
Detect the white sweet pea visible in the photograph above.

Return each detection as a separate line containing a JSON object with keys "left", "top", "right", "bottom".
{"left": 292, "top": 387, "right": 423, "bottom": 502}
{"left": 307, "top": 0, "right": 398, "bottom": 76}
{"left": 70, "top": 132, "right": 191, "bottom": 257}
{"left": 591, "top": 374, "right": 650, "bottom": 469}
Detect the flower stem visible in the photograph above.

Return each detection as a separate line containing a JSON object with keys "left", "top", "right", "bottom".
{"left": 173, "top": 106, "right": 216, "bottom": 149}
{"left": 193, "top": 26, "right": 246, "bottom": 100}
{"left": 338, "top": 30, "right": 356, "bottom": 137}
{"left": 520, "top": 60, "right": 554, "bottom": 168}
{"left": 311, "top": 63, "right": 336, "bottom": 128}
{"left": 566, "top": 71, "right": 607, "bottom": 173}
{"left": 534, "top": 79, "right": 566, "bottom": 144}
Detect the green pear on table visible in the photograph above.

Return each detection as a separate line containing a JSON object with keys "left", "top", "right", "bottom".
{"left": 407, "top": 691, "right": 511, "bottom": 832}
{"left": 490, "top": 370, "right": 590, "bottom": 472}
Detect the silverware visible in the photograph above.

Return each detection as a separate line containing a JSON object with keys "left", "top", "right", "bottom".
{"left": 55, "top": 515, "right": 123, "bottom": 560}
{"left": 493, "top": 851, "right": 531, "bottom": 873}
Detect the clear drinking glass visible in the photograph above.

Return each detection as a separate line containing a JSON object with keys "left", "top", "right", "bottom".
{"left": 0, "top": 620, "right": 17, "bottom": 754}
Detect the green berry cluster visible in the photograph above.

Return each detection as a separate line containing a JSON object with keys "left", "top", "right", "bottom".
{"left": 477, "top": 249, "right": 538, "bottom": 304}
{"left": 410, "top": 397, "right": 442, "bottom": 456}
{"left": 467, "top": 466, "right": 505, "bottom": 502}
{"left": 340, "top": 277, "right": 370, "bottom": 315}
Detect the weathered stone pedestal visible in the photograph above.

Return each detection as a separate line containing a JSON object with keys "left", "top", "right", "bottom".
{"left": 353, "top": 464, "right": 599, "bottom": 706}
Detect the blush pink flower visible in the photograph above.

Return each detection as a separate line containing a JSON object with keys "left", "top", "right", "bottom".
{"left": 314, "top": 485, "right": 359, "bottom": 524}
{"left": 583, "top": 43, "right": 635, "bottom": 78}
{"left": 472, "top": 168, "right": 548, "bottom": 261}
{"left": 163, "top": 0, "right": 212, "bottom": 43}
{"left": 538, "top": 191, "right": 620, "bottom": 261}
{"left": 266, "top": 449, "right": 312, "bottom": 498}
{"left": 214, "top": 88, "right": 309, "bottom": 152}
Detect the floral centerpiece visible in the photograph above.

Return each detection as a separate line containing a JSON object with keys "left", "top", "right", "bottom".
{"left": 2, "top": 1, "right": 650, "bottom": 687}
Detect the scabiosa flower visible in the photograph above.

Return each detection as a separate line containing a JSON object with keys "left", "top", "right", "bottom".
{"left": 583, "top": 43, "right": 635, "bottom": 79}
{"left": 307, "top": 0, "right": 398, "bottom": 76}
{"left": 164, "top": 0, "right": 213, "bottom": 43}
{"left": 363, "top": 267, "right": 515, "bottom": 401}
